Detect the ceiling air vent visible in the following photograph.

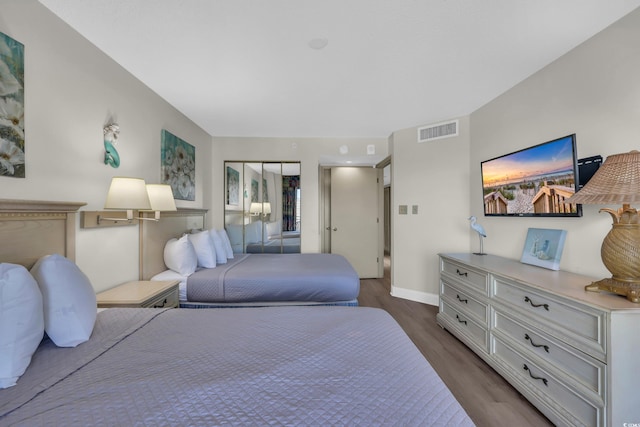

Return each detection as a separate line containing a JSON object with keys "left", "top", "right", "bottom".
{"left": 417, "top": 119, "right": 459, "bottom": 143}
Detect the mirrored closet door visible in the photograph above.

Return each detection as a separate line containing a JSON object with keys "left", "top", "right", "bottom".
{"left": 224, "top": 161, "right": 301, "bottom": 254}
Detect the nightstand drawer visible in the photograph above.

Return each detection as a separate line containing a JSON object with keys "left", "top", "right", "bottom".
{"left": 97, "top": 280, "right": 180, "bottom": 308}
{"left": 144, "top": 287, "right": 179, "bottom": 308}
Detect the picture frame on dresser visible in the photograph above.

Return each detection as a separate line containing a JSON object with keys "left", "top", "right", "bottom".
{"left": 520, "top": 228, "right": 567, "bottom": 271}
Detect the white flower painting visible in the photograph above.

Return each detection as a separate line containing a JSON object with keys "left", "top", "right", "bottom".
{"left": 161, "top": 129, "right": 195, "bottom": 201}
{"left": 0, "top": 32, "right": 24, "bottom": 178}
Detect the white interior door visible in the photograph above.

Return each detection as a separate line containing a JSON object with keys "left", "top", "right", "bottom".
{"left": 330, "top": 167, "right": 382, "bottom": 278}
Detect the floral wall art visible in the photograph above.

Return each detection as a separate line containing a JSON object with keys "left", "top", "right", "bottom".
{"left": 0, "top": 32, "right": 24, "bottom": 178}
{"left": 161, "top": 129, "right": 195, "bottom": 201}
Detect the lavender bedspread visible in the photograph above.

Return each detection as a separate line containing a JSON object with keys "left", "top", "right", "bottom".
{"left": 186, "top": 253, "right": 360, "bottom": 303}
{"left": 1, "top": 307, "right": 474, "bottom": 426}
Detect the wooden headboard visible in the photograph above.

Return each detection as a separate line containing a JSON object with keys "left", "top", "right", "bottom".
{"left": 139, "top": 208, "right": 208, "bottom": 280}
{"left": 0, "top": 199, "right": 85, "bottom": 268}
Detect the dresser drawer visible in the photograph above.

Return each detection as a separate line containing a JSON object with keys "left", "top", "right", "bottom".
{"left": 441, "top": 258, "right": 489, "bottom": 294}
{"left": 493, "top": 310, "right": 604, "bottom": 396}
{"left": 492, "top": 276, "right": 605, "bottom": 359}
{"left": 440, "top": 300, "right": 488, "bottom": 352}
{"left": 143, "top": 287, "right": 179, "bottom": 308}
{"left": 441, "top": 279, "right": 488, "bottom": 324}
{"left": 492, "top": 337, "right": 603, "bottom": 427}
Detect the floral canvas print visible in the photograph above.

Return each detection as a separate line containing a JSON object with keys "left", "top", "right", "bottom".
{"left": 0, "top": 32, "right": 25, "bottom": 178}
{"left": 161, "top": 129, "right": 195, "bottom": 201}
{"left": 226, "top": 166, "right": 239, "bottom": 205}
{"left": 520, "top": 228, "right": 567, "bottom": 271}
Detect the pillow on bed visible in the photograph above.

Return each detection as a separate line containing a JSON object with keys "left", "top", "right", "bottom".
{"left": 30, "top": 254, "right": 97, "bottom": 348}
{"left": 0, "top": 263, "right": 44, "bottom": 389}
{"left": 225, "top": 224, "right": 243, "bottom": 252}
{"left": 217, "top": 229, "right": 234, "bottom": 259}
{"left": 245, "top": 220, "right": 262, "bottom": 243}
{"left": 188, "top": 230, "right": 216, "bottom": 268}
{"left": 265, "top": 220, "right": 282, "bottom": 239}
{"left": 164, "top": 235, "right": 198, "bottom": 275}
{"left": 209, "top": 229, "right": 228, "bottom": 264}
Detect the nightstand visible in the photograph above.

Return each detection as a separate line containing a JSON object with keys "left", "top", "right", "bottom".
{"left": 97, "top": 280, "right": 180, "bottom": 308}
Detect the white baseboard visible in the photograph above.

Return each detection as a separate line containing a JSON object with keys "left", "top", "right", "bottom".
{"left": 390, "top": 285, "right": 439, "bottom": 307}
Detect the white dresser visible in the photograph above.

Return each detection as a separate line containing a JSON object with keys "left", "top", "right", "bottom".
{"left": 437, "top": 253, "right": 640, "bottom": 427}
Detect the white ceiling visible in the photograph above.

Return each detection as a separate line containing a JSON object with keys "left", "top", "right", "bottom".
{"left": 39, "top": 1, "right": 640, "bottom": 140}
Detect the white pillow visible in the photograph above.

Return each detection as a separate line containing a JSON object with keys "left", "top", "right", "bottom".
{"left": 0, "top": 263, "right": 44, "bottom": 389}
{"left": 225, "top": 224, "right": 243, "bottom": 251}
{"left": 164, "top": 235, "right": 198, "bottom": 275}
{"left": 209, "top": 229, "right": 228, "bottom": 264}
{"left": 30, "top": 255, "right": 96, "bottom": 348}
{"left": 245, "top": 220, "right": 262, "bottom": 243}
{"left": 217, "top": 229, "right": 234, "bottom": 259}
{"left": 188, "top": 230, "right": 216, "bottom": 268}
{"left": 266, "top": 220, "right": 281, "bottom": 239}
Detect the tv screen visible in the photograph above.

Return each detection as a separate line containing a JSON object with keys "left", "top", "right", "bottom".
{"left": 481, "top": 134, "right": 582, "bottom": 217}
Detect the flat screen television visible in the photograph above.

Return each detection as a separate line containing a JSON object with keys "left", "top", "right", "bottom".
{"left": 480, "top": 134, "right": 582, "bottom": 217}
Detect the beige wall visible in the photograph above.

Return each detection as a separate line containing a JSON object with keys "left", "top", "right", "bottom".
{"left": 469, "top": 8, "right": 640, "bottom": 280}
{"left": 211, "top": 137, "right": 388, "bottom": 252}
{"left": 0, "top": 1, "right": 212, "bottom": 292}
{"left": 389, "top": 117, "right": 471, "bottom": 304}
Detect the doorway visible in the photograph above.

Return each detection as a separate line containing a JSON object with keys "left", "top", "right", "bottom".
{"left": 320, "top": 164, "right": 387, "bottom": 279}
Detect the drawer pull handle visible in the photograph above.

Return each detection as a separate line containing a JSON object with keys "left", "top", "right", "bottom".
{"left": 456, "top": 269, "right": 468, "bottom": 277}
{"left": 524, "top": 333, "right": 549, "bottom": 353}
{"left": 455, "top": 314, "right": 467, "bottom": 325}
{"left": 153, "top": 298, "right": 168, "bottom": 308}
{"left": 523, "top": 364, "right": 548, "bottom": 386}
{"left": 524, "top": 296, "right": 549, "bottom": 311}
{"left": 456, "top": 294, "right": 468, "bottom": 304}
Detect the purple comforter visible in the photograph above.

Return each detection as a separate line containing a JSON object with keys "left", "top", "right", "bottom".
{"left": 186, "top": 253, "right": 360, "bottom": 303}
{"left": 1, "top": 307, "right": 474, "bottom": 426}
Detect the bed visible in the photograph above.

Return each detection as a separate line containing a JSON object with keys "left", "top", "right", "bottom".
{"left": 0, "top": 199, "right": 475, "bottom": 426}
{"left": 228, "top": 220, "right": 301, "bottom": 254}
{"left": 140, "top": 210, "right": 360, "bottom": 308}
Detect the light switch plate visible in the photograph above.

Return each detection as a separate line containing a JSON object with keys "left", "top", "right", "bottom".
{"left": 412, "top": 205, "right": 418, "bottom": 214}
{"left": 399, "top": 205, "right": 408, "bottom": 215}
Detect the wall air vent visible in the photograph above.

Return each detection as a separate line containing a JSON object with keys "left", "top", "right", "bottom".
{"left": 417, "top": 119, "right": 459, "bottom": 143}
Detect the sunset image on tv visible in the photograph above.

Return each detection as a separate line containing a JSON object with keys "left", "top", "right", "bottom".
{"left": 481, "top": 135, "right": 580, "bottom": 216}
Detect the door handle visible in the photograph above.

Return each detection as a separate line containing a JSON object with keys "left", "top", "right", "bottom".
{"left": 333, "top": 227, "right": 337, "bottom": 231}
{"left": 326, "top": 226, "right": 331, "bottom": 230}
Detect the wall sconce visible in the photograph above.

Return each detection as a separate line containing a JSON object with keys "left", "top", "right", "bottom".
{"left": 82, "top": 177, "right": 177, "bottom": 228}
{"left": 103, "top": 123, "right": 120, "bottom": 168}
{"left": 565, "top": 150, "right": 640, "bottom": 303}
{"left": 99, "top": 177, "right": 151, "bottom": 224}
{"left": 249, "top": 202, "right": 271, "bottom": 218}
{"left": 143, "top": 184, "right": 177, "bottom": 220}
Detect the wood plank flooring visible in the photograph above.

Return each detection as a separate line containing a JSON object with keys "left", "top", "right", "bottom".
{"left": 357, "top": 258, "right": 553, "bottom": 427}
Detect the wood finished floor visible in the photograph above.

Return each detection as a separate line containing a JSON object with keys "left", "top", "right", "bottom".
{"left": 357, "top": 258, "right": 553, "bottom": 427}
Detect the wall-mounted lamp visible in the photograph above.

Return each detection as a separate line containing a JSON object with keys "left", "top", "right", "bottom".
{"left": 103, "top": 123, "right": 120, "bottom": 168}
{"left": 99, "top": 177, "right": 151, "bottom": 224}
{"left": 144, "top": 183, "right": 177, "bottom": 220}
{"left": 82, "top": 177, "right": 177, "bottom": 228}
{"left": 249, "top": 202, "right": 271, "bottom": 218}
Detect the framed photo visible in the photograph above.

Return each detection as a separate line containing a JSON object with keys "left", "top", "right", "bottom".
{"left": 520, "top": 228, "right": 567, "bottom": 270}
{"left": 226, "top": 166, "right": 239, "bottom": 205}
{"left": 161, "top": 129, "right": 195, "bottom": 201}
{"left": 251, "top": 179, "right": 259, "bottom": 202}
{"left": 0, "top": 32, "right": 25, "bottom": 178}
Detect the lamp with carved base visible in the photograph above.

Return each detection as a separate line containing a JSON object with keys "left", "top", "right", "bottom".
{"left": 565, "top": 150, "right": 640, "bottom": 303}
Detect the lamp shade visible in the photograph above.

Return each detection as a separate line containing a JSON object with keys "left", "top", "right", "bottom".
{"left": 566, "top": 150, "right": 640, "bottom": 205}
{"left": 146, "top": 184, "right": 177, "bottom": 212}
{"left": 104, "top": 177, "right": 151, "bottom": 210}
{"left": 263, "top": 202, "right": 271, "bottom": 214}
{"left": 250, "top": 202, "right": 263, "bottom": 214}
